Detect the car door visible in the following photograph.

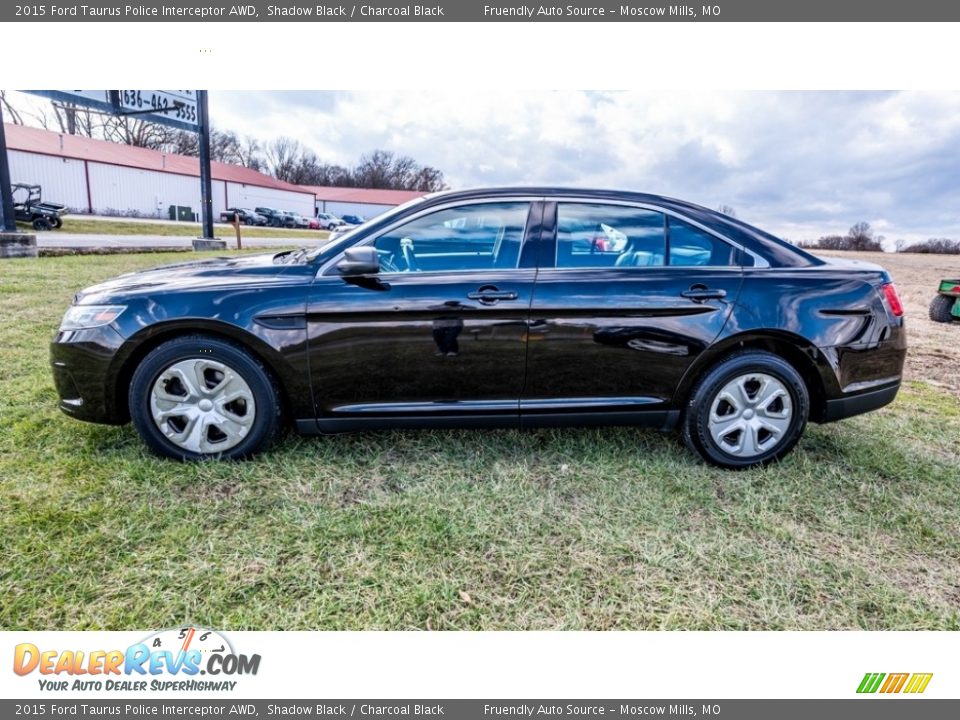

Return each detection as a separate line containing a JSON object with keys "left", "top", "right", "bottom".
{"left": 522, "top": 200, "right": 744, "bottom": 423}
{"left": 306, "top": 199, "right": 543, "bottom": 430}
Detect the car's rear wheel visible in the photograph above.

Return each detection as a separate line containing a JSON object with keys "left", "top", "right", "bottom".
{"left": 129, "top": 335, "right": 282, "bottom": 461}
{"left": 929, "top": 294, "right": 955, "bottom": 323}
{"left": 682, "top": 351, "right": 809, "bottom": 469}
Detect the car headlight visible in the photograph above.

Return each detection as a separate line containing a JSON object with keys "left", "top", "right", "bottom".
{"left": 59, "top": 305, "right": 127, "bottom": 331}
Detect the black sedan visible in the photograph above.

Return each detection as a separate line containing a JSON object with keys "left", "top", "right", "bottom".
{"left": 50, "top": 188, "right": 906, "bottom": 468}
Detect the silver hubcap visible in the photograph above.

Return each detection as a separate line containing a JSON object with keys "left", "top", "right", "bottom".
{"left": 708, "top": 372, "right": 793, "bottom": 458}
{"left": 149, "top": 358, "right": 256, "bottom": 454}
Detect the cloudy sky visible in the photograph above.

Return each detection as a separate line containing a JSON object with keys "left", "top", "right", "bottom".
{"left": 206, "top": 90, "right": 960, "bottom": 245}
{"left": 9, "top": 90, "right": 960, "bottom": 244}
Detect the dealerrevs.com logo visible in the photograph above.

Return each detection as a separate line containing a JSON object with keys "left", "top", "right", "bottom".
{"left": 13, "top": 627, "right": 260, "bottom": 692}
{"left": 857, "top": 673, "right": 933, "bottom": 694}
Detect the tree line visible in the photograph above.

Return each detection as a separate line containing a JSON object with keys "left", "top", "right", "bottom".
{"left": 0, "top": 92, "right": 447, "bottom": 192}
{"left": 800, "top": 221, "right": 960, "bottom": 254}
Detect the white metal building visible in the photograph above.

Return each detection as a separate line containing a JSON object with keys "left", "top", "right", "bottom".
{"left": 5, "top": 123, "right": 317, "bottom": 219}
{"left": 302, "top": 185, "right": 425, "bottom": 220}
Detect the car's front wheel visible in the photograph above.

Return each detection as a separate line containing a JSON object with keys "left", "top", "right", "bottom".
{"left": 129, "top": 335, "right": 282, "bottom": 460}
{"left": 682, "top": 351, "right": 809, "bottom": 469}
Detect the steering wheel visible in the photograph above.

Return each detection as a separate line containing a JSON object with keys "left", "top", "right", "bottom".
{"left": 400, "top": 237, "right": 420, "bottom": 272}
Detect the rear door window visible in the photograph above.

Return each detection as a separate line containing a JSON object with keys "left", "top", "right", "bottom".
{"left": 667, "top": 217, "right": 738, "bottom": 266}
{"left": 556, "top": 203, "right": 666, "bottom": 269}
{"left": 554, "top": 203, "right": 739, "bottom": 268}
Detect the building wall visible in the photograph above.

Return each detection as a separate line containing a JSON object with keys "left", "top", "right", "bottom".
{"left": 8, "top": 150, "right": 89, "bottom": 212}
{"left": 318, "top": 201, "right": 396, "bottom": 220}
{"left": 10, "top": 149, "right": 315, "bottom": 220}
{"left": 87, "top": 163, "right": 201, "bottom": 217}
{"left": 227, "top": 183, "right": 315, "bottom": 217}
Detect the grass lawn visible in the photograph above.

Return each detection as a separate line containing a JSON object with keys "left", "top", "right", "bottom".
{"left": 1, "top": 252, "right": 959, "bottom": 631}
{"left": 17, "top": 217, "right": 330, "bottom": 241}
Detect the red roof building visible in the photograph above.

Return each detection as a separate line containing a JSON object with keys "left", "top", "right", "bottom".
{"left": 4, "top": 123, "right": 424, "bottom": 220}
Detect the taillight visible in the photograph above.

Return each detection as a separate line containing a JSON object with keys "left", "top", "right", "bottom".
{"left": 881, "top": 282, "right": 904, "bottom": 317}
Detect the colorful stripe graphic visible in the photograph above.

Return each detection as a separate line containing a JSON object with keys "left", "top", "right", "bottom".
{"left": 857, "top": 672, "right": 932, "bottom": 694}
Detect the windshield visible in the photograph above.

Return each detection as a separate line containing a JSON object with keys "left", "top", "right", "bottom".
{"left": 304, "top": 196, "right": 427, "bottom": 262}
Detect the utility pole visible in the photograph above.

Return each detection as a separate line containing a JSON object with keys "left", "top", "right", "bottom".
{"left": 196, "top": 89, "right": 214, "bottom": 240}
{"left": 0, "top": 104, "right": 17, "bottom": 232}
{"left": 0, "top": 103, "right": 38, "bottom": 258}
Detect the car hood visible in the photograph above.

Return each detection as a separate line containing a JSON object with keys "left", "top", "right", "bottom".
{"left": 75, "top": 252, "right": 309, "bottom": 304}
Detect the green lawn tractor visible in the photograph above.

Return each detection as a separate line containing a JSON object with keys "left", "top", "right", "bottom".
{"left": 929, "top": 278, "right": 960, "bottom": 323}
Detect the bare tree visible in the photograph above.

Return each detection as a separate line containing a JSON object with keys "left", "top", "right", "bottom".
{"left": 848, "top": 221, "right": 880, "bottom": 251}
{"left": 51, "top": 102, "right": 98, "bottom": 137}
{"left": 265, "top": 136, "right": 304, "bottom": 182}
{"left": 236, "top": 135, "right": 264, "bottom": 171}
{"left": 352, "top": 149, "right": 446, "bottom": 191}
{"left": 901, "top": 237, "right": 960, "bottom": 254}
{"left": 716, "top": 204, "right": 737, "bottom": 218}
{"left": 353, "top": 149, "right": 396, "bottom": 188}
{"left": 101, "top": 115, "right": 174, "bottom": 149}
{"left": 0, "top": 91, "right": 23, "bottom": 125}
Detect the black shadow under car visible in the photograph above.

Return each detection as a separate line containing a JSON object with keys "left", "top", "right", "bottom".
{"left": 50, "top": 188, "right": 907, "bottom": 468}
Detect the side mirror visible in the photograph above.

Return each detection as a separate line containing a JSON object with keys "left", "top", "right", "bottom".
{"left": 336, "top": 246, "right": 380, "bottom": 276}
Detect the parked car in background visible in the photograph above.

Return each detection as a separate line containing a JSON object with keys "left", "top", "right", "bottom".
{"left": 316, "top": 212, "right": 345, "bottom": 230}
{"left": 50, "top": 187, "right": 906, "bottom": 468}
{"left": 219, "top": 208, "right": 266, "bottom": 226}
{"left": 254, "top": 207, "right": 290, "bottom": 227}
{"left": 339, "top": 214, "right": 366, "bottom": 226}
{"left": 284, "top": 211, "right": 310, "bottom": 229}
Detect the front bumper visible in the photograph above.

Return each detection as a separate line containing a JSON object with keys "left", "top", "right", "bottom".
{"left": 50, "top": 325, "right": 127, "bottom": 425}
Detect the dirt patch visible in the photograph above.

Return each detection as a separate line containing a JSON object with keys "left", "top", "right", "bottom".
{"left": 815, "top": 250, "right": 960, "bottom": 399}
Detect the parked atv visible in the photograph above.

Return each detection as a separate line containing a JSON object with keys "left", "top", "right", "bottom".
{"left": 929, "top": 278, "right": 960, "bottom": 323}
{"left": 12, "top": 184, "right": 68, "bottom": 231}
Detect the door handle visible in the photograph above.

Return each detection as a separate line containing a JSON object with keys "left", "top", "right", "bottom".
{"left": 681, "top": 287, "right": 727, "bottom": 301}
{"left": 467, "top": 289, "right": 519, "bottom": 303}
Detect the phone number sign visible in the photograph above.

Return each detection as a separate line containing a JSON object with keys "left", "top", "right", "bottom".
{"left": 23, "top": 90, "right": 200, "bottom": 131}
{"left": 117, "top": 90, "right": 199, "bottom": 129}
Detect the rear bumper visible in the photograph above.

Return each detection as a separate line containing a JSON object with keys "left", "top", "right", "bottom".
{"left": 822, "top": 382, "right": 900, "bottom": 423}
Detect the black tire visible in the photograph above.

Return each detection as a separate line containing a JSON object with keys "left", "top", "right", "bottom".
{"left": 32, "top": 217, "right": 51, "bottom": 231}
{"left": 52, "top": 217, "right": 63, "bottom": 229}
{"left": 128, "top": 335, "right": 283, "bottom": 461}
{"left": 682, "top": 351, "right": 809, "bottom": 469}
{"left": 929, "top": 294, "right": 956, "bottom": 323}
